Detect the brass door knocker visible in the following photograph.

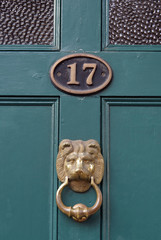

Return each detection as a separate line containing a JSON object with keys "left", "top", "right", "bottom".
{"left": 56, "top": 139, "right": 104, "bottom": 222}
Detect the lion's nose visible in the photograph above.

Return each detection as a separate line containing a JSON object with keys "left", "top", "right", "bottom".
{"left": 75, "top": 158, "right": 83, "bottom": 173}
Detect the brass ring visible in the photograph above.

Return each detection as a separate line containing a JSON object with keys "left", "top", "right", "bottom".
{"left": 56, "top": 176, "right": 102, "bottom": 222}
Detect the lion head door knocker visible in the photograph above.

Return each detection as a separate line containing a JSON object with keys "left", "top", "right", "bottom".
{"left": 56, "top": 139, "right": 104, "bottom": 222}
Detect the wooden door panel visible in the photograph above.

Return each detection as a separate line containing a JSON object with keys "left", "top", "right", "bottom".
{"left": 0, "top": 98, "right": 58, "bottom": 240}
{"left": 0, "top": 52, "right": 161, "bottom": 97}
{"left": 0, "top": 0, "right": 161, "bottom": 239}
{"left": 103, "top": 99, "right": 161, "bottom": 240}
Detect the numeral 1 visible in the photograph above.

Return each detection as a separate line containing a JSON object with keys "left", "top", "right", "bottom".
{"left": 67, "top": 63, "right": 80, "bottom": 85}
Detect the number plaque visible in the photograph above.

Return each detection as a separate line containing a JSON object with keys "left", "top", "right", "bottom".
{"left": 50, "top": 54, "right": 112, "bottom": 95}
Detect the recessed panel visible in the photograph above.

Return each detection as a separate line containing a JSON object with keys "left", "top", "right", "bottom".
{"left": 0, "top": 99, "right": 58, "bottom": 240}
{"left": 103, "top": 100, "right": 161, "bottom": 240}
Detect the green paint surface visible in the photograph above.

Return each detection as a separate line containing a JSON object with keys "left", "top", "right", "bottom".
{"left": 103, "top": 100, "right": 161, "bottom": 240}
{"left": 0, "top": 0, "right": 161, "bottom": 239}
{"left": 0, "top": 100, "right": 58, "bottom": 240}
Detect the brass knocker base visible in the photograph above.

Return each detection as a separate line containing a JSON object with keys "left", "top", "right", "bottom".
{"left": 56, "top": 176, "right": 102, "bottom": 222}
{"left": 56, "top": 139, "right": 104, "bottom": 222}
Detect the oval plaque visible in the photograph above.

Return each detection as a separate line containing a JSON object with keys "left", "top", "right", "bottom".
{"left": 50, "top": 54, "right": 112, "bottom": 95}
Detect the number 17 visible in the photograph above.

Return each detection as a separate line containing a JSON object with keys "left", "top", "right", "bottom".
{"left": 67, "top": 63, "right": 97, "bottom": 85}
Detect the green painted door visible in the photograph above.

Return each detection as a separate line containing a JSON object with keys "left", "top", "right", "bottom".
{"left": 0, "top": 1, "right": 161, "bottom": 240}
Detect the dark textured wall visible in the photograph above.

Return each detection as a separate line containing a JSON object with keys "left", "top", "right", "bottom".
{"left": 109, "top": 0, "right": 161, "bottom": 45}
{"left": 0, "top": 0, "right": 54, "bottom": 45}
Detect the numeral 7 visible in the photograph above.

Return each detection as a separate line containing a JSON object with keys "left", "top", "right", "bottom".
{"left": 83, "top": 63, "right": 97, "bottom": 85}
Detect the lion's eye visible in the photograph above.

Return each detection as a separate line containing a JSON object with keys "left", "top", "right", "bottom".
{"left": 89, "top": 151, "right": 95, "bottom": 155}
{"left": 67, "top": 159, "right": 75, "bottom": 163}
{"left": 83, "top": 159, "right": 93, "bottom": 164}
{"left": 83, "top": 160, "right": 89, "bottom": 163}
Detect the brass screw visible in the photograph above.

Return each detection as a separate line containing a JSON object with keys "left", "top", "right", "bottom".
{"left": 57, "top": 72, "right": 61, "bottom": 77}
